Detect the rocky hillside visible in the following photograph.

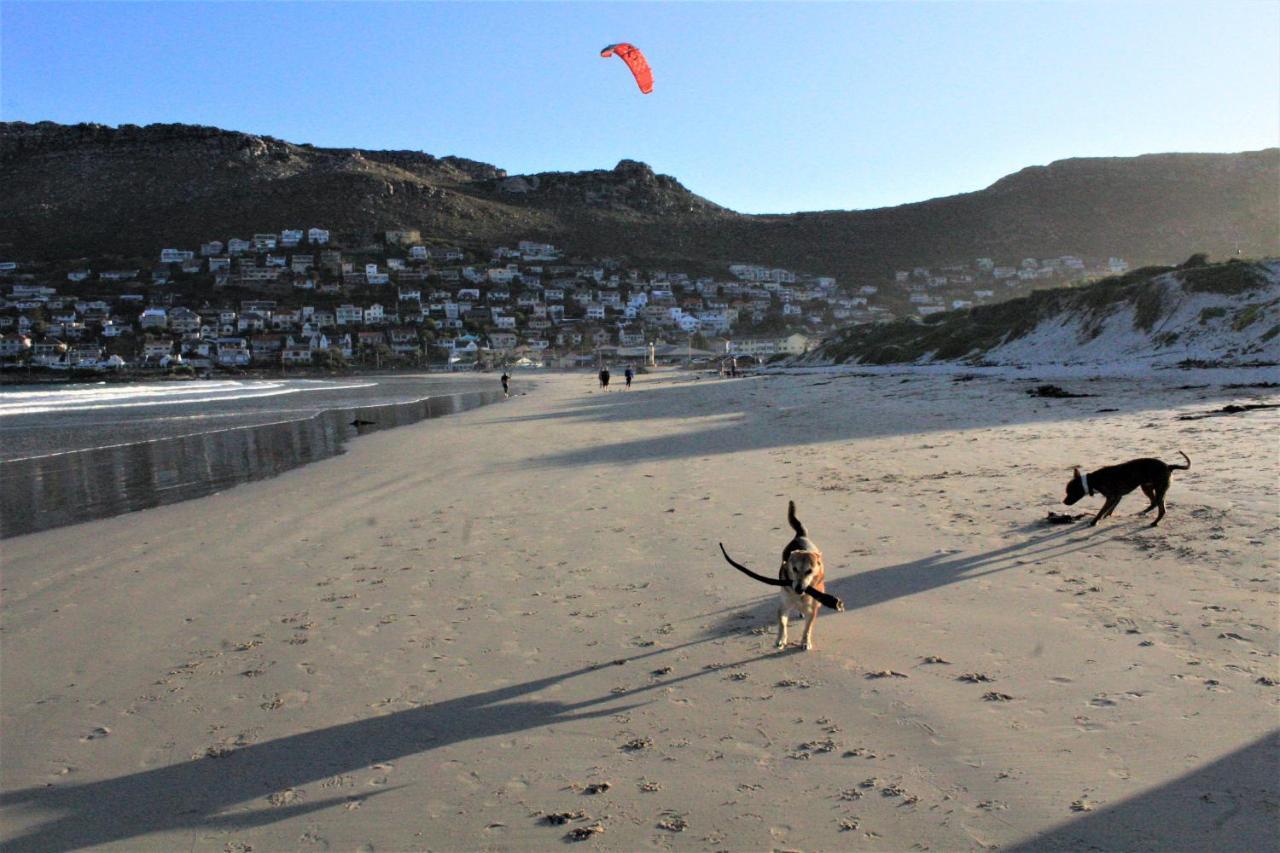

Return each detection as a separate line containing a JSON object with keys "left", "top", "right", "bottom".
{"left": 813, "top": 258, "right": 1280, "bottom": 368}
{"left": 1, "top": 122, "right": 1277, "bottom": 282}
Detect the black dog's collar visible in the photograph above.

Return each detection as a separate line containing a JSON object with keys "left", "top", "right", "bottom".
{"left": 1080, "top": 471, "right": 1092, "bottom": 496}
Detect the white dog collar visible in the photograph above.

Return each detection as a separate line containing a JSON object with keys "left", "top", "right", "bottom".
{"left": 1080, "top": 472, "right": 1091, "bottom": 496}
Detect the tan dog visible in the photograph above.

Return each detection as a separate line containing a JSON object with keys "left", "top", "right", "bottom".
{"left": 776, "top": 501, "right": 827, "bottom": 651}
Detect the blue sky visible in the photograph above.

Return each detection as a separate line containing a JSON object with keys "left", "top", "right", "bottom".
{"left": 2, "top": 1, "right": 1277, "bottom": 213}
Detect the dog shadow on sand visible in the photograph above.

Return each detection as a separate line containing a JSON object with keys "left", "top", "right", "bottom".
{"left": 702, "top": 522, "right": 1130, "bottom": 640}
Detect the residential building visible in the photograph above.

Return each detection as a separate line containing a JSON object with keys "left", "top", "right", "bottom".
{"left": 216, "top": 338, "right": 251, "bottom": 366}
{"left": 486, "top": 327, "right": 517, "bottom": 348}
{"left": 168, "top": 307, "right": 201, "bottom": 334}
{"left": 388, "top": 328, "right": 420, "bottom": 355}
{"left": 138, "top": 307, "right": 168, "bottom": 329}
{"left": 237, "top": 312, "right": 267, "bottom": 333}
{"left": 141, "top": 338, "right": 174, "bottom": 361}
{"left": 728, "top": 333, "right": 811, "bottom": 357}
{"left": 249, "top": 334, "right": 285, "bottom": 365}
{"left": 0, "top": 334, "right": 31, "bottom": 360}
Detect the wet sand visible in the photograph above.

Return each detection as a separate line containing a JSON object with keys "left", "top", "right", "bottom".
{"left": 2, "top": 368, "right": 1276, "bottom": 851}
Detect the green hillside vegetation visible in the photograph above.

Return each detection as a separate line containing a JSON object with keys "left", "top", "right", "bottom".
{"left": 816, "top": 258, "right": 1274, "bottom": 365}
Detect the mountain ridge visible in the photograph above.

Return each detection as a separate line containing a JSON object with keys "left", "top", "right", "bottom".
{"left": 2, "top": 121, "right": 1276, "bottom": 282}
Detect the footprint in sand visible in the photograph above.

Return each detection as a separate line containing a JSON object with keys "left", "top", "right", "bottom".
{"left": 1073, "top": 715, "right": 1106, "bottom": 731}
{"left": 267, "top": 787, "right": 304, "bottom": 807}
{"left": 262, "top": 690, "right": 310, "bottom": 711}
{"left": 367, "top": 762, "right": 394, "bottom": 786}
{"left": 321, "top": 774, "right": 356, "bottom": 790}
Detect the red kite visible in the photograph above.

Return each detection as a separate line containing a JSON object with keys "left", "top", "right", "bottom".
{"left": 600, "top": 43, "right": 653, "bottom": 95}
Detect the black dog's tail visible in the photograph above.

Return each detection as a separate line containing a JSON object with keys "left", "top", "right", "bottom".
{"left": 787, "top": 500, "right": 806, "bottom": 537}
{"left": 1170, "top": 451, "right": 1191, "bottom": 471}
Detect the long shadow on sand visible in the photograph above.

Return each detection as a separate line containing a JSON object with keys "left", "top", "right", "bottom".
{"left": 703, "top": 524, "right": 1126, "bottom": 637}
{"left": 1008, "top": 730, "right": 1280, "bottom": 851}
{"left": 0, "top": 642, "right": 773, "bottom": 851}
{"left": 490, "top": 373, "right": 1263, "bottom": 471}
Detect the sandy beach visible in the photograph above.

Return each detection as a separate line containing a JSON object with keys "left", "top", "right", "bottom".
{"left": 2, "top": 367, "right": 1277, "bottom": 851}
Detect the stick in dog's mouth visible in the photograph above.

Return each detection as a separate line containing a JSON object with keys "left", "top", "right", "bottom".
{"left": 719, "top": 543, "right": 845, "bottom": 612}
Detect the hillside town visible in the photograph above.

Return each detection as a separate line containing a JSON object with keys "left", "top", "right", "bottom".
{"left": 0, "top": 226, "right": 1128, "bottom": 373}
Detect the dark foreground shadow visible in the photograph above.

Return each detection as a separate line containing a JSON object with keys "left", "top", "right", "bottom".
{"left": 1009, "top": 730, "right": 1280, "bottom": 852}
{"left": 0, "top": 641, "right": 768, "bottom": 851}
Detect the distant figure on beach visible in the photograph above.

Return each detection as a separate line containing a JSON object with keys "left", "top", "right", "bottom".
{"left": 729, "top": 358, "right": 738, "bottom": 378}
{"left": 500, "top": 371, "right": 510, "bottom": 398}
{"left": 624, "top": 366, "right": 634, "bottom": 388}
{"left": 599, "top": 367, "right": 611, "bottom": 390}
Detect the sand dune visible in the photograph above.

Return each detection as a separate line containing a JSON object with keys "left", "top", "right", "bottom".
{"left": 2, "top": 368, "right": 1276, "bottom": 851}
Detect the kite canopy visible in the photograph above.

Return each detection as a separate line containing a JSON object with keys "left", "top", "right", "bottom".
{"left": 600, "top": 43, "right": 653, "bottom": 95}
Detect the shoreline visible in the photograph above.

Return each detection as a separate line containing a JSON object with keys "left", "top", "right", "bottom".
{"left": 0, "top": 376, "right": 512, "bottom": 537}
{"left": 0, "top": 364, "right": 518, "bottom": 387}
{"left": 2, "top": 367, "right": 1276, "bottom": 850}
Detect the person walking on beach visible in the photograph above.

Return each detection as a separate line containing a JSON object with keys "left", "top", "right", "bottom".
{"left": 624, "top": 366, "right": 634, "bottom": 389}
{"left": 500, "top": 371, "right": 510, "bottom": 398}
{"left": 598, "top": 367, "right": 611, "bottom": 390}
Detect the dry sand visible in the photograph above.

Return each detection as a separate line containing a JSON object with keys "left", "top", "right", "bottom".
{"left": 2, "top": 367, "right": 1277, "bottom": 851}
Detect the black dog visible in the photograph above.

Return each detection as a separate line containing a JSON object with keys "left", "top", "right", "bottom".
{"left": 1064, "top": 452, "right": 1191, "bottom": 527}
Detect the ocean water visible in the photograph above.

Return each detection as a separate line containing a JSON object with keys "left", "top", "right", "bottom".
{"left": 0, "top": 374, "right": 505, "bottom": 538}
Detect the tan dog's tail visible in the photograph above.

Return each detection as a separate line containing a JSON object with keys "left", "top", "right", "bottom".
{"left": 787, "top": 500, "right": 806, "bottom": 537}
{"left": 718, "top": 543, "right": 844, "bottom": 612}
